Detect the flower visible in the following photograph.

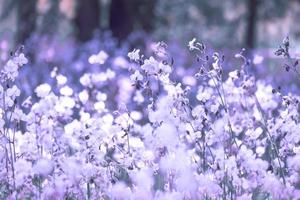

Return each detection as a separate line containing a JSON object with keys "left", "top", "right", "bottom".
{"left": 33, "top": 159, "right": 53, "bottom": 176}
{"left": 130, "top": 70, "right": 143, "bottom": 82}
{"left": 141, "top": 56, "right": 159, "bottom": 75}
{"left": 88, "top": 50, "right": 109, "bottom": 64}
{"left": 59, "top": 86, "right": 73, "bottom": 96}
{"left": 56, "top": 74, "right": 67, "bottom": 85}
{"left": 94, "top": 101, "right": 106, "bottom": 112}
{"left": 14, "top": 53, "right": 28, "bottom": 66}
{"left": 79, "top": 74, "right": 92, "bottom": 87}
{"left": 188, "top": 38, "right": 204, "bottom": 51}
{"left": 35, "top": 83, "right": 51, "bottom": 98}
{"left": 128, "top": 49, "right": 141, "bottom": 62}
{"left": 159, "top": 62, "right": 172, "bottom": 74}
{"left": 253, "top": 54, "right": 264, "bottom": 65}
{"left": 4, "top": 60, "right": 19, "bottom": 80}
{"left": 78, "top": 90, "right": 89, "bottom": 103}
{"left": 188, "top": 38, "right": 197, "bottom": 50}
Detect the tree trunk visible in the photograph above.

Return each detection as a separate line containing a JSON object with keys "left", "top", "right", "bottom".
{"left": 75, "top": 0, "right": 100, "bottom": 42}
{"left": 109, "top": 0, "right": 134, "bottom": 41}
{"left": 16, "top": 0, "right": 37, "bottom": 44}
{"left": 246, "top": 0, "right": 258, "bottom": 49}
{"left": 109, "top": 0, "right": 156, "bottom": 41}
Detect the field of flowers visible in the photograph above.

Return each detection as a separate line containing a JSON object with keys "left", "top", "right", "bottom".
{"left": 0, "top": 35, "right": 300, "bottom": 200}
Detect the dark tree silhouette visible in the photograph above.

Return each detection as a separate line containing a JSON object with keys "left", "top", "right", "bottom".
{"left": 16, "top": 0, "right": 37, "bottom": 44}
{"left": 246, "top": 0, "right": 258, "bottom": 49}
{"left": 75, "top": 0, "right": 101, "bottom": 42}
{"left": 109, "top": 0, "right": 134, "bottom": 41}
{"left": 109, "top": 0, "right": 156, "bottom": 41}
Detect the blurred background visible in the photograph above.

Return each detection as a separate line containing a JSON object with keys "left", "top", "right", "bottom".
{"left": 0, "top": 0, "right": 299, "bottom": 48}
{"left": 0, "top": 0, "right": 300, "bottom": 99}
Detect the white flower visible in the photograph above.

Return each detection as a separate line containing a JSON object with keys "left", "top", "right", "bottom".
{"left": 229, "top": 70, "right": 240, "bottom": 80}
{"left": 94, "top": 101, "right": 105, "bottom": 112}
{"left": 96, "top": 92, "right": 107, "bottom": 101}
{"left": 108, "top": 183, "right": 132, "bottom": 199}
{"left": 88, "top": 50, "right": 109, "bottom": 65}
{"left": 60, "top": 86, "right": 73, "bottom": 96}
{"left": 115, "top": 113, "right": 133, "bottom": 129}
{"left": 188, "top": 38, "right": 197, "bottom": 50}
{"left": 188, "top": 38, "right": 204, "bottom": 51}
{"left": 79, "top": 74, "right": 92, "bottom": 87}
{"left": 22, "top": 96, "right": 32, "bottom": 108}
{"left": 78, "top": 90, "right": 89, "bottom": 103}
{"left": 4, "top": 60, "right": 19, "bottom": 80}
{"left": 4, "top": 60, "right": 18, "bottom": 73}
{"left": 35, "top": 83, "right": 51, "bottom": 98}
{"left": 155, "top": 123, "right": 179, "bottom": 147}
{"left": 14, "top": 53, "right": 28, "bottom": 66}
{"left": 133, "top": 90, "right": 144, "bottom": 103}
{"left": 50, "top": 67, "right": 58, "bottom": 78}
{"left": 56, "top": 74, "right": 67, "bottom": 85}
{"left": 130, "top": 70, "right": 143, "bottom": 82}
{"left": 159, "top": 62, "right": 172, "bottom": 74}
{"left": 60, "top": 96, "right": 75, "bottom": 109}
{"left": 106, "top": 68, "right": 116, "bottom": 79}
{"left": 113, "top": 56, "right": 129, "bottom": 68}
{"left": 130, "top": 111, "right": 142, "bottom": 121}
{"left": 15, "top": 159, "right": 32, "bottom": 187}
{"left": 91, "top": 73, "right": 106, "bottom": 84}
{"left": 196, "top": 90, "right": 211, "bottom": 102}
{"left": 141, "top": 57, "right": 159, "bottom": 75}
{"left": 6, "top": 85, "right": 20, "bottom": 97}
{"left": 253, "top": 54, "right": 264, "bottom": 65}
{"left": 33, "top": 159, "right": 53, "bottom": 176}
{"left": 128, "top": 49, "right": 140, "bottom": 62}
{"left": 130, "top": 168, "right": 153, "bottom": 190}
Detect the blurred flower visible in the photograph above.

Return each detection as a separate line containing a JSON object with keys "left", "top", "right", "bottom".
{"left": 253, "top": 54, "right": 264, "bottom": 65}
{"left": 88, "top": 50, "right": 109, "bottom": 65}
{"left": 35, "top": 83, "right": 51, "bottom": 98}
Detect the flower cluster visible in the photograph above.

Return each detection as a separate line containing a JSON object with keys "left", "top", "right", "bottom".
{"left": 0, "top": 38, "right": 299, "bottom": 200}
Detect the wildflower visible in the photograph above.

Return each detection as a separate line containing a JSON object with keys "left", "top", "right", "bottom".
{"left": 88, "top": 50, "right": 109, "bottom": 65}
{"left": 35, "top": 83, "right": 51, "bottom": 98}
{"left": 50, "top": 67, "right": 58, "bottom": 78}
{"left": 188, "top": 38, "right": 198, "bottom": 51}
{"left": 79, "top": 74, "right": 92, "bottom": 87}
{"left": 253, "top": 54, "right": 264, "bottom": 65}
{"left": 59, "top": 86, "right": 73, "bottom": 96}
{"left": 128, "top": 49, "right": 141, "bottom": 62}
{"left": 56, "top": 74, "right": 67, "bottom": 85}
{"left": 94, "top": 101, "right": 106, "bottom": 112}
{"left": 6, "top": 85, "right": 20, "bottom": 97}
{"left": 130, "top": 70, "right": 143, "bottom": 82}
{"left": 196, "top": 90, "right": 212, "bottom": 102}
{"left": 78, "top": 90, "right": 89, "bottom": 103}
{"left": 96, "top": 92, "right": 107, "bottom": 102}
{"left": 188, "top": 38, "right": 205, "bottom": 51}
{"left": 113, "top": 56, "right": 129, "bottom": 68}
{"left": 33, "top": 159, "right": 53, "bottom": 176}
{"left": 159, "top": 62, "right": 172, "bottom": 74}
{"left": 14, "top": 53, "right": 28, "bottom": 66}
{"left": 4, "top": 60, "right": 18, "bottom": 80}
{"left": 141, "top": 56, "right": 159, "bottom": 75}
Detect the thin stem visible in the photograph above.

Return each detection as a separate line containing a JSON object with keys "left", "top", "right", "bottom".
{"left": 254, "top": 95, "right": 286, "bottom": 185}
